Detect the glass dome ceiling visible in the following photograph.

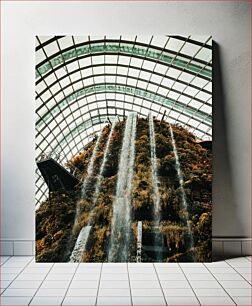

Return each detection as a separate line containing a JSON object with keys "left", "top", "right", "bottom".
{"left": 35, "top": 35, "right": 212, "bottom": 207}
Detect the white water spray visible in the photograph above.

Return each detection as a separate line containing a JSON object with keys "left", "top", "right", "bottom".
{"left": 88, "top": 120, "right": 117, "bottom": 223}
{"left": 69, "top": 130, "right": 103, "bottom": 262}
{"left": 69, "top": 226, "right": 91, "bottom": 262}
{"left": 169, "top": 124, "right": 194, "bottom": 252}
{"left": 148, "top": 114, "right": 162, "bottom": 261}
{"left": 108, "top": 112, "right": 137, "bottom": 262}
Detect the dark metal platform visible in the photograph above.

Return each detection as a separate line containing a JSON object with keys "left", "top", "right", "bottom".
{"left": 37, "top": 157, "right": 80, "bottom": 192}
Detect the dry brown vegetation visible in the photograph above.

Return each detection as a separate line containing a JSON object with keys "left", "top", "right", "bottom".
{"left": 36, "top": 117, "right": 212, "bottom": 262}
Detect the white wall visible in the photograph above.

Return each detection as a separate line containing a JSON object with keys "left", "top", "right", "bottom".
{"left": 1, "top": 1, "right": 250, "bottom": 240}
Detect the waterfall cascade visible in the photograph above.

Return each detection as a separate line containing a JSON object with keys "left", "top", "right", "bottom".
{"left": 69, "top": 129, "right": 103, "bottom": 262}
{"left": 69, "top": 226, "right": 91, "bottom": 262}
{"left": 89, "top": 119, "right": 117, "bottom": 222}
{"left": 108, "top": 112, "right": 137, "bottom": 262}
{"left": 169, "top": 124, "right": 194, "bottom": 252}
{"left": 148, "top": 114, "right": 162, "bottom": 261}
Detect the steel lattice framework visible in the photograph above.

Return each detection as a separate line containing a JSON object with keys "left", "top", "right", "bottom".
{"left": 35, "top": 35, "right": 212, "bottom": 207}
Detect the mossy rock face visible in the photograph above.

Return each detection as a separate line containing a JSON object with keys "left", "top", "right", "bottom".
{"left": 36, "top": 118, "right": 212, "bottom": 262}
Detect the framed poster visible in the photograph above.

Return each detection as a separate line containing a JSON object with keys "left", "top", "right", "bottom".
{"left": 35, "top": 35, "right": 212, "bottom": 262}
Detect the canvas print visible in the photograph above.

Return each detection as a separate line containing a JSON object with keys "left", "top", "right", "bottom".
{"left": 35, "top": 36, "right": 212, "bottom": 262}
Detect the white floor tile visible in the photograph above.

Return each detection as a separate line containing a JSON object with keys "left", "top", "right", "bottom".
{"left": 242, "top": 273, "right": 252, "bottom": 283}
{"left": 194, "top": 288, "right": 228, "bottom": 296}
{"left": 8, "top": 280, "right": 42, "bottom": 289}
{"left": 0, "top": 296, "right": 32, "bottom": 305}
{"left": 50, "top": 266, "right": 77, "bottom": 274}
{"left": 75, "top": 269, "right": 101, "bottom": 275}
{"left": 66, "top": 288, "right": 98, "bottom": 296}
{"left": 128, "top": 267, "right": 155, "bottom": 274}
{"left": 132, "top": 296, "right": 166, "bottom": 305}
{"left": 1, "top": 267, "right": 23, "bottom": 274}
{"left": 165, "top": 296, "right": 200, "bottom": 305}
{"left": 207, "top": 267, "right": 236, "bottom": 274}
{"left": 1, "top": 274, "right": 17, "bottom": 281}
{"left": 70, "top": 280, "right": 99, "bottom": 288}
{"left": 0, "top": 288, "right": 6, "bottom": 294}
{"left": 130, "top": 280, "right": 160, "bottom": 289}
{"left": 235, "top": 267, "right": 251, "bottom": 274}
{"left": 204, "top": 261, "right": 230, "bottom": 267}
{"left": 45, "top": 273, "right": 73, "bottom": 281}
{"left": 27, "top": 262, "right": 53, "bottom": 268}
{"left": 102, "top": 266, "right": 128, "bottom": 273}
{"left": 182, "top": 267, "right": 209, "bottom": 274}
{"left": 2, "top": 261, "right": 28, "bottom": 268}
{"left": 0, "top": 256, "right": 10, "bottom": 264}
{"left": 186, "top": 273, "right": 215, "bottom": 281}
{"left": 131, "top": 288, "right": 163, "bottom": 297}
{"left": 2, "top": 288, "right": 37, "bottom": 296}
{"left": 198, "top": 296, "right": 235, "bottom": 305}
{"left": 128, "top": 263, "right": 153, "bottom": 267}
{"left": 180, "top": 263, "right": 205, "bottom": 267}
{"left": 232, "top": 296, "right": 252, "bottom": 305}
{"left": 16, "top": 273, "right": 46, "bottom": 281}
{"left": 189, "top": 280, "right": 221, "bottom": 288}
{"left": 163, "top": 288, "right": 195, "bottom": 296}
{"left": 30, "top": 296, "right": 64, "bottom": 305}
{"left": 227, "top": 257, "right": 250, "bottom": 263}
{"left": 23, "top": 267, "right": 50, "bottom": 274}
{"left": 156, "top": 273, "right": 185, "bottom": 281}
{"left": 8, "top": 256, "right": 33, "bottom": 262}
{"left": 99, "top": 281, "right": 129, "bottom": 289}
{"left": 35, "top": 287, "right": 67, "bottom": 296}
{"left": 225, "top": 288, "right": 252, "bottom": 296}
{"left": 219, "top": 280, "right": 252, "bottom": 288}
{"left": 62, "top": 296, "right": 96, "bottom": 305}
{"left": 154, "top": 263, "right": 179, "bottom": 267}
{"left": 160, "top": 280, "right": 190, "bottom": 288}
{"left": 76, "top": 266, "right": 101, "bottom": 273}
{"left": 73, "top": 273, "right": 100, "bottom": 281}
{"left": 156, "top": 267, "right": 182, "bottom": 273}
{"left": 101, "top": 273, "right": 128, "bottom": 281}
{"left": 0, "top": 280, "right": 12, "bottom": 289}
{"left": 98, "top": 288, "right": 130, "bottom": 297}
{"left": 228, "top": 261, "right": 252, "bottom": 268}
{"left": 97, "top": 296, "right": 131, "bottom": 305}
{"left": 214, "top": 273, "right": 246, "bottom": 281}
{"left": 40, "top": 280, "right": 71, "bottom": 288}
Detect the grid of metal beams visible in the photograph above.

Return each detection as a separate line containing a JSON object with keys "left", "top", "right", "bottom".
{"left": 35, "top": 35, "right": 212, "bottom": 207}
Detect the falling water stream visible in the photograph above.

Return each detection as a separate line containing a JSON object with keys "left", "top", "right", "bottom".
{"left": 169, "top": 124, "right": 194, "bottom": 254}
{"left": 148, "top": 114, "right": 162, "bottom": 261}
{"left": 108, "top": 112, "right": 137, "bottom": 262}
{"left": 69, "top": 129, "right": 104, "bottom": 262}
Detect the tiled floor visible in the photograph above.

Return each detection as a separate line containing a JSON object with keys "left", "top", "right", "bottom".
{"left": 0, "top": 256, "right": 251, "bottom": 305}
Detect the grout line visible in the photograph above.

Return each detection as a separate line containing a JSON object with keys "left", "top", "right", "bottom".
{"left": 225, "top": 260, "right": 252, "bottom": 286}
{"left": 178, "top": 263, "right": 201, "bottom": 306}
{"left": 127, "top": 262, "right": 133, "bottom": 306}
{"left": 60, "top": 262, "right": 79, "bottom": 306}
{"left": 0, "top": 256, "right": 34, "bottom": 297}
{"left": 203, "top": 262, "right": 238, "bottom": 305}
{"left": 153, "top": 262, "right": 168, "bottom": 306}
{"left": 95, "top": 262, "right": 103, "bottom": 306}
{"left": 0, "top": 255, "right": 12, "bottom": 266}
{"left": 28, "top": 259, "right": 55, "bottom": 305}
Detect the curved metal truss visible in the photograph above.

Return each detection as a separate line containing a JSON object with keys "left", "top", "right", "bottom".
{"left": 35, "top": 35, "right": 212, "bottom": 207}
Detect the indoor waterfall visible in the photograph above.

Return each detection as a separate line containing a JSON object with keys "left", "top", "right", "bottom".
{"left": 90, "top": 119, "right": 117, "bottom": 219}
{"left": 148, "top": 114, "right": 162, "bottom": 261}
{"left": 69, "top": 129, "right": 103, "bottom": 262}
{"left": 69, "top": 226, "right": 91, "bottom": 262}
{"left": 108, "top": 112, "right": 137, "bottom": 262}
{"left": 169, "top": 124, "right": 194, "bottom": 253}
